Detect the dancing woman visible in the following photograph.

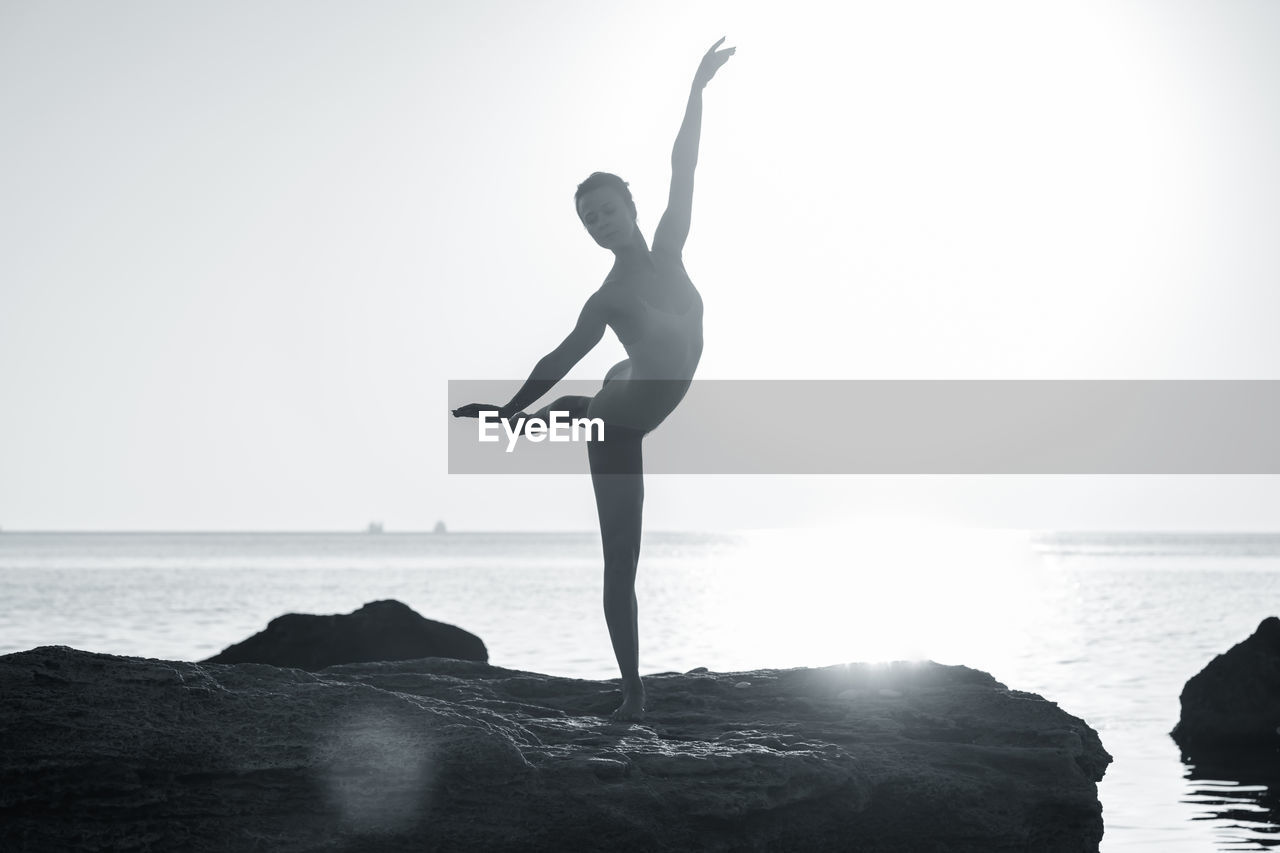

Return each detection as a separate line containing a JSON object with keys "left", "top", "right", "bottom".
{"left": 453, "top": 38, "right": 734, "bottom": 721}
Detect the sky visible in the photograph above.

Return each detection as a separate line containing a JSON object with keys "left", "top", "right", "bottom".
{"left": 2, "top": 0, "right": 1279, "bottom": 531}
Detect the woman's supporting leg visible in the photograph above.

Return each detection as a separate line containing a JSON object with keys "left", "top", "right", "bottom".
{"left": 588, "top": 424, "right": 646, "bottom": 721}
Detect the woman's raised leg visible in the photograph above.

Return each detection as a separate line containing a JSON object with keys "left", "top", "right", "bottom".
{"left": 588, "top": 423, "right": 646, "bottom": 721}
{"left": 527, "top": 395, "right": 592, "bottom": 423}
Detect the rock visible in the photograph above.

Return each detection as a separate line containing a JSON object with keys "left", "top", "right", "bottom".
{"left": 202, "top": 599, "right": 487, "bottom": 669}
{"left": 0, "top": 647, "right": 1109, "bottom": 852}
{"left": 1172, "top": 616, "right": 1280, "bottom": 750}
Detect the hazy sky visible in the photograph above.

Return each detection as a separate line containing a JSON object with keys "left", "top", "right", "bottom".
{"left": 3, "top": 1, "right": 1279, "bottom": 531}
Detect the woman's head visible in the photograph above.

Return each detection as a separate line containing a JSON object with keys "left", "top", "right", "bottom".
{"left": 575, "top": 172, "right": 638, "bottom": 249}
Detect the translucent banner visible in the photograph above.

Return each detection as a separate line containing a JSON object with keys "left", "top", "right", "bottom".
{"left": 447, "top": 380, "right": 1280, "bottom": 475}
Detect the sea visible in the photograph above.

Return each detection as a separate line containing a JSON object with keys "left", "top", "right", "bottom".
{"left": 1, "top": 528, "right": 1278, "bottom": 851}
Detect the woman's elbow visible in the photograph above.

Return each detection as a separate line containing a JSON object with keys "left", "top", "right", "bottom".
{"left": 671, "top": 152, "right": 698, "bottom": 175}
{"left": 536, "top": 352, "right": 573, "bottom": 380}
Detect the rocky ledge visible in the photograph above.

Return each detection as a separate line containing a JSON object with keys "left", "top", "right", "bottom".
{"left": 0, "top": 647, "right": 1109, "bottom": 852}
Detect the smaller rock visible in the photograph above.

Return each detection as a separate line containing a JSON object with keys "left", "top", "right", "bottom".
{"left": 734, "top": 681, "right": 751, "bottom": 689}
{"left": 1172, "top": 616, "right": 1280, "bottom": 749}
{"left": 202, "top": 599, "right": 488, "bottom": 670}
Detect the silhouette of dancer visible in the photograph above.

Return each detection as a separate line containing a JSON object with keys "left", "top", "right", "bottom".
{"left": 454, "top": 38, "right": 734, "bottom": 721}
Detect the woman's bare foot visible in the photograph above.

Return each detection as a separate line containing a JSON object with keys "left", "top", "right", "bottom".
{"left": 610, "top": 678, "right": 646, "bottom": 722}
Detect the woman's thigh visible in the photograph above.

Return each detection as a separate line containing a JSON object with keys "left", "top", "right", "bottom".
{"left": 588, "top": 425, "right": 645, "bottom": 558}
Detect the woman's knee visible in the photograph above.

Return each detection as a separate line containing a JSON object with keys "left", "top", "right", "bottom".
{"left": 601, "top": 541, "right": 639, "bottom": 584}
{"left": 602, "top": 542, "right": 639, "bottom": 570}
{"left": 556, "top": 395, "right": 592, "bottom": 419}
{"left": 602, "top": 564, "right": 638, "bottom": 604}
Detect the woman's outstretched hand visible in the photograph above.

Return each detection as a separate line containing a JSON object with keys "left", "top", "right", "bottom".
{"left": 693, "top": 37, "right": 735, "bottom": 89}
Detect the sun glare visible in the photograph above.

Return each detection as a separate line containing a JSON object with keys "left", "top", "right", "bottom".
{"left": 718, "top": 525, "right": 1042, "bottom": 672}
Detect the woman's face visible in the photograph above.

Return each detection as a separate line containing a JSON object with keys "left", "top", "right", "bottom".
{"left": 577, "top": 187, "right": 634, "bottom": 249}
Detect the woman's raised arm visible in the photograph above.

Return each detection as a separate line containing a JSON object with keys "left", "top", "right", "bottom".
{"left": 653, "top": 37, "right": 735, "bottom": 256}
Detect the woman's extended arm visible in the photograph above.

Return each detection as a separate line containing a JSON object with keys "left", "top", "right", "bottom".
{"left": 452, "top": 295, "right": 607, "bottom": 422}
{"left": 653, "top": 37, "right": 735, "bottom": 255}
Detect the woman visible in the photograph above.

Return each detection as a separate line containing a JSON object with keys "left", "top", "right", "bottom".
{"left": 453, "top": 38, "right": 734, "bottom": 721}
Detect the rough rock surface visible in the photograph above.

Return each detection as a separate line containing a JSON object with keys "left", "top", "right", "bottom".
{"left": 1172, "top": 616, "right": 1280, "bottom": 750}
{"left": 202, "top": 599, "right": 487, "bottom": 669}
{"left": 1, "top": 646, "right": 1110, "bottom": 852}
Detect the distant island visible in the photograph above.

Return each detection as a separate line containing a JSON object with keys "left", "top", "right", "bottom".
{"left": 433, "top": 520, "right": 447, "bottom": 534}
{"left": 366, "top": 522, "right": 383, "bottom": 534}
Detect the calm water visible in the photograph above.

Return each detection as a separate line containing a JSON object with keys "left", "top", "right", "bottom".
{"left": 2, "top": 528, "right": 1278, "bottom": 851}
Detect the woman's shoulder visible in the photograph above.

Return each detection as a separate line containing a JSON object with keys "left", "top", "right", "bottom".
{"left": 588, "top": 281, "right": 639, "bottom": 318}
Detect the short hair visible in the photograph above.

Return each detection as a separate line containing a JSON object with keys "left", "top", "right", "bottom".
{"left": 574, "top": 172, "right": 636, "bottom": 220}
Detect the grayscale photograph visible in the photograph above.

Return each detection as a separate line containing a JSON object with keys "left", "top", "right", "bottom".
{"left": 3, "top": 2, "right": 1280, "bottom": 850}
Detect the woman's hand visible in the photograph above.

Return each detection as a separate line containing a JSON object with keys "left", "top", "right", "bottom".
{"left": 693, "top": 37, "right": 735, "bottom": 89}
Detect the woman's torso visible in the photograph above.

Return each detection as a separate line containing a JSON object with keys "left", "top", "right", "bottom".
{"left": 607, "top": 249, "right": 703, "bottom": 377}
{"left": 587, "top": 248, "right": 703, "bottom": 432}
